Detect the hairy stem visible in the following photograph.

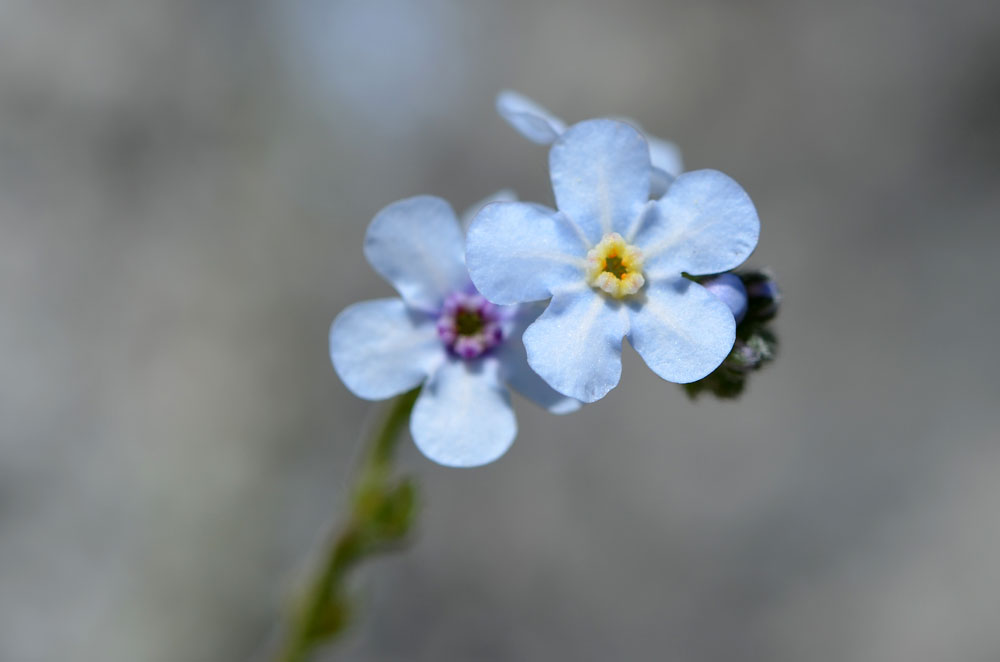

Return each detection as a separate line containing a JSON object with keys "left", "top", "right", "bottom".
{"left": 278, "top": 388, "right": 420, "bottom": 662}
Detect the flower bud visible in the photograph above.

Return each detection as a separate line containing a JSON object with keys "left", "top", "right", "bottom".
{"left": 701, "top": 272, "right": 748, "bottom": 323}
{"left": 742, "top": 270, "right": 781, "bottom": 321}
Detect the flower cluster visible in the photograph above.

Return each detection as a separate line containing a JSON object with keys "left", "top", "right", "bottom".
{"left": 330, "top": 195, "right": 578, "bottom": 468}
{"left": 330, "top": 92, "right": 777, "bottom": 467}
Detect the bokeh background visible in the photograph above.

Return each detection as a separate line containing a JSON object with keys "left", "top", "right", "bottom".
{"left": 2, "top": 0, "right": 999, "bottom": 660}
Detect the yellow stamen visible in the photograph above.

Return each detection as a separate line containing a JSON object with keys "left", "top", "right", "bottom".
{"left": 585, "top": 232, "right": 645, "bottom": 299}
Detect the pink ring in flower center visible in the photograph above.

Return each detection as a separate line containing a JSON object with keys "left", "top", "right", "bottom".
{"left": 436, "top": 292, "right": 506, "bottom": 359}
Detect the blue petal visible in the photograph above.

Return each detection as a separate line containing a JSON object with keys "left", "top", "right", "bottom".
{"left": 632, "top": 170, "right": 760, "bottom": 277}
{"left": 523, "top": 288, "right": 629, "bottom": 403}
{"left": 466, "top": 202, "right": 589, "bottom": 305}
{"left": 647, "top": 137, "right": 682, "bottom": 198}
{"left": 608, "top": 120, "right": 682, "bottom": 197}
{"left": 330, "top": 298, "right": 445, "bottom": 399}
{"left": 598, "top": 119, "right": 681, "bottom": 198}
{"left": 410, "top": 357, "right": 517, "bottom": 467}
{"left": 496, "top": 302, "right": 581, "bottom": 414}
{"left": 701, "top": 272, "right": 748, "bottom": 323}
{"left": 549, "top": 119, "right": 651, "bottom": 243}
{"left": 496, "top": 90, "right": 566, "bottom": 145}
{"left": 626, "top": 276, "right": 736, "bottom": 384}
{"left": 460, "top": 188, "right": 518, "bottom": 229}
{"left": 649, "top": 168, "right": 675, "bottom": 200}
{"left": 647, "top": 135, "right": 684, "bottom": 178}
{"left": 364, "top": 195, "right": 470, "bottom": 312}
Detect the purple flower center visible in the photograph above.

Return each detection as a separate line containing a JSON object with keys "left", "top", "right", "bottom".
{"left": 436, "top": 292, "right": 506, "bottom": 359}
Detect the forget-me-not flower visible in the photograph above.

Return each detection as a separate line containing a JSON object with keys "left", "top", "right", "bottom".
{"left": 496, "top": 90, "right": 684, "bottom": 198}
{"left": 330, "top": 195, "right": 578, "bottom": 467}
{"left": 465, "top": 119, "right": 760, "bottom": 403}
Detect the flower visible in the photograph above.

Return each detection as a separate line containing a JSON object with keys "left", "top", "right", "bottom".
{"left": 329, "top": 195, "right": 578, "bottom": 467}
{"left": 496, "top": 90, "right": 684, "bottom": 198}
{"left": 465, "top": 119, "right": 760, "bottom": 403}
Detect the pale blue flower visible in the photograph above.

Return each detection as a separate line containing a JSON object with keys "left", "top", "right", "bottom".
{"left": 497, "top": 90, "right": 684, "bottom": 197}
{"left": 330, "top": 195, "right": 578, "bottom": 467}
{"left": 466, "top": 119, "right": 760, "bottom": 403}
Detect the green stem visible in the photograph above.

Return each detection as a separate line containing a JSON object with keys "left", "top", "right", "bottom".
{"left": 279, "top": 388, "right": 420, "bottom": 662}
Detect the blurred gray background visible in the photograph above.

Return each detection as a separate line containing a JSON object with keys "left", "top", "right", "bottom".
{"left": 2, "top": 0, "right": 999, "bottom": 660}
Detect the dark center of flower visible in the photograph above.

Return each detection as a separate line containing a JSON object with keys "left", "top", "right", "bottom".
{"left": 436, "top": 291, "right": 509, "bottom": 360}
{"left": 455, "top": 309, "right": 484, "bottom": 336}
{"left": 603, "top": 255, "right": 628, "bottom": 278}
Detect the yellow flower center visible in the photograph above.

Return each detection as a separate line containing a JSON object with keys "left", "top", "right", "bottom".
{"left": 585, "top": 232, "right": 645, "bottom": 299}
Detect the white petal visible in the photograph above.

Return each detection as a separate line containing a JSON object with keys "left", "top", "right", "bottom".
{"left": 496, "top": 302, "right": 581, "bottom": 414}
{"left": 410, "top": 358, "right": 517, "bottom": 467}
{"left": 549, "top": 119, "right": 651, "bottom": 242}
{"left": 523, "top": 288, "right": 629, "bottom": 403}
{"left": 649, "top": 167, "right": 676, "bottom": 199}
{"left": 605, "top": 120, "right": 682, "bottom": 198}
{"left": 632, "top": 170, "right": 760, "bottom": 277}
{"left": 466, "top": 202, "right": 589, "bottom": 305}
{"left": 496, "top": 90, "right": 567, "bottom": 145}
{"left": 364, "top": 195, "right": 469, "bottom": 312}
{"left": 330, "top": 299, "right": 444, "bottom": 399}
{"left": 627, "top": 276, "right": 735, "bottom": 384}
{"left": 647, "top": 135, "right": 684, "bottom": 178}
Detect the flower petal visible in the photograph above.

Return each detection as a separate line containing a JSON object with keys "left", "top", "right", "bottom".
{"left": 523, "top": 288, "right": 629, "bottom": 403}
{"left": 627, "top": 276, "right": 736, "bottom": 384}
{"left": 496, "top": 302, "right": 581, "bottom": 414}
{"left": 364, "top": 195, "right": 469, "bottom": 312}
{"left": 466, "top": 202, "right": 589, "bottom": 305}
{"left": 460, "top": 188, "right": 518, "bottom": 230}
{"left": 649, "top": 167, "right": 675, "bottom": 200}
{"left": 633, "top": 170, "right": 760, "bottom": 277}
{"left": 496, "top": 90, "right": 566, "bottom": 145}
{"left": 410, "top": 357, "right": 516, "bottom": 467}
{"left": 549, "top": 119, "right": 652, "bottom": 242}
{"left": 647, "top": 137, "right": 682, "bottom": 198}
{"left": 647, "top": 135, "right": 684, "bottom": 178}
{"left": 330, "top": 298, "right": 445, "bottom": 399}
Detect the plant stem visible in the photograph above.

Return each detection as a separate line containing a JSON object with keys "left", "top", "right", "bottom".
{"left": 278, "top": 388, "right": 420, "bottom": 662}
